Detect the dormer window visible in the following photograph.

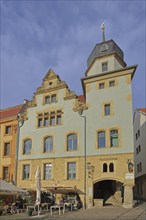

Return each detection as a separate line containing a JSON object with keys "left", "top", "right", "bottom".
{"left": 102, "top": 62, "right": 108, "bottom": 72}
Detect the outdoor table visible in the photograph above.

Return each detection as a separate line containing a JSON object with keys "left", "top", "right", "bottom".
{"left": 50, "top": 204, "right": 64, "bottom": 216}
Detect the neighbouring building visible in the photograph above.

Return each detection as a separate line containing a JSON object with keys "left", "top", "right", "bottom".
{"left": 134, "top": 108, "right": 146, "bottom": 201}
{"left": 16, "top": 28, "right": 137, "bottom": 208}
{"left": 0, "top": 105, "right": 23, "bottom": 183}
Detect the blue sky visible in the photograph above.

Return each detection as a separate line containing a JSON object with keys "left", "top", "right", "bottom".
{"left": 1, "top": 0, "right": 145, "bottom": 111}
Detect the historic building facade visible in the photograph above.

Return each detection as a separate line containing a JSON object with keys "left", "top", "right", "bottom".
{"left": 0, "top": 105, "right": 23, "bottom": 183}
{"left": 134, "top": 108, "right": 146, "bottom": 200}
{"left": 16, "top": 32, "right": 137, "bottom": 208}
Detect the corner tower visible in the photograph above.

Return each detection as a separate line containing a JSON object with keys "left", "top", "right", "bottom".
{"left": 81, "top": 25, "right": 137, "bottom": 208}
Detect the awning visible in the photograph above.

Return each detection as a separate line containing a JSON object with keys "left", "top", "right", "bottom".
{"left": 0, "top": 179, "right": 28, "bottom": 195}
{"left": 44, "top": 186, "right": 85, "bottom": 195}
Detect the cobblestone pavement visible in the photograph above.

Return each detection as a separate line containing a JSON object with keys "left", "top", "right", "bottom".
{"left": 0, "top": 202, "right": 145, "bottom": 220}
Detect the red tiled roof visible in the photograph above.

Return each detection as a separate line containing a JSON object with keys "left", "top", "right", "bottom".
{"left": 78, "top": 95, "right": 85, "bottom": 102}
{"left": 138, "top": 108, "right": 146, "bottom": 114}
{"left": 0, "top": 105, "right": 23, "bottom": 120}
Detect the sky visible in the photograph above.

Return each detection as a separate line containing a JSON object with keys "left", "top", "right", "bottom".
{"left": 0, "top": 0, "right": 146, "bottom": 111}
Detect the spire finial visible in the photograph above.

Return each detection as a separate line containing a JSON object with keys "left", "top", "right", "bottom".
{"left": 101, "top": 22, "right": 105, "bottom": 42}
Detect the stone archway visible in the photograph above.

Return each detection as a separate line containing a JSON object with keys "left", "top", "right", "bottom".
{"left": 93, "top": 179, "right": 123, "bottom": 206}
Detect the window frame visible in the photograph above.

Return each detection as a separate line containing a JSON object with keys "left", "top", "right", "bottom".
{"left": 5, "top": 125, "right": 11, "bottom": 135}
{"left": 110, "top": 130, "right": 119, "bottom": 147}
{"left": 102, "top": 62, "right": 108, "bottom": 72}
{"left": 44, "top": 163, "right": 52, "bottom": 180}
{"left": 44, "top": 136, "right": 53, "bottom": 153}
{"left": 23, "top": 164, "right": 30, "bottom": 180}
{"left": 104, "top": 104, "right": 110, "bottom": 116}
{"left": 23, "top": 139, "right": 32, "bottom": 154}
{"left": 67, "top": 162, "right": 76, "bottom": 180}
{"left": 98, "top": 131, "right": 106, "bottom": 148}
{"left": 67, "top": 133, "right": 78, "bottom": 151}
{"left": 4, "top": 142, "right": 10, "bottom": 156}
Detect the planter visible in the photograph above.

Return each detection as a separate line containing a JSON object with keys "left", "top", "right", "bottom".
{"left": 26, "top": 209, "right": 33, "bottom": 216}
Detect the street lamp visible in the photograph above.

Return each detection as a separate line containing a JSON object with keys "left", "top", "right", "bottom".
{"left": 78, "top": 109, "right": 86, "bottom": 209}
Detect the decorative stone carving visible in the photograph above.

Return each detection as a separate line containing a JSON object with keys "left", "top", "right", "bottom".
{"left": 73, "top": 98, "right": 88, "bottom": 112}
{"left": 64, "top": 89, "right": 77, "bottom": 100}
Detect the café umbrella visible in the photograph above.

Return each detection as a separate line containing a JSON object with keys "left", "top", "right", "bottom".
{"left": 35, "top": 166, "right": 41, "bottom": 215}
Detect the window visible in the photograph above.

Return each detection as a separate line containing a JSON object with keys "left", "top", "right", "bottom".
{"left": 44, "top": 94, "right": 57, "bottom": 104}
{"left": 4, "top": 142, "right": 10, "bottom": 156}
{"left": 67, "top": 134, "right": 77, "bottom": 151}
{"left": 109, "top": 80, "right": 115, "bottom": 87}
{"left": 44, "top": 136, "right": 53, "bottom": 153}
{"left": 109, "top": 163, "right": 114, "bottom": 172}
{"left": 102, "top": 62, "right": 108, "bottom": 72}
{"left": 51, "top": 94, "right": 56, "bottom": 102}
{"left": 110, "top": 130, "right": 118, "bottom": 147}
{"left": 44, "top": 118, "right": 49, "bottom": 126}
{"left": 50, "top": 116, "right": 55, "bottom": 125}
{"left": 44, "top": 164, "right": 52, "bottom": 180}
{"left": 67, "top": 162, "right": 76, "bottom": 179}
{"left": 137, "top": 129, "right": 140, "bottom": 137}
{"left": 23, "top": 139, "right": 32, "bottom": 154}
{"left": 57, "top": 115, "right": 61, "bottom": 125}
{"left": 104, "top": 104, "right": 110, "bottom": 116}
{"left": 5, "top": 125, "right": 11, "bottom": 134}
{"left": 99, "top": 83, "right": 105, "bottom": 89}
{"left": 45, "top": 96, "right": 50, "bottom": 104}
{"left": 3, "top": 167, "right": 9, "bottom": 180}
{"left": 23, "top": 165, "right": 30, "bottom": 180}
{"left": 98, "top": 131, "right": 105, "bottom": 148}
{"left": 38, "top": 118, "right": 43, "bottom": 127}
{"left": 37, "top": 110, "right": 63, "bottom": 128}
{"left": 103, "top": 163, "right": 107, "bottom": 172}
{"left": 136, "top": 145, "right": 141, "bottom": 154}
{"left": 139, "top": 162, "right": 142, "bottom": 172}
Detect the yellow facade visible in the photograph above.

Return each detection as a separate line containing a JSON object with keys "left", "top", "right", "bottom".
{"left": 0, "top": 105, "right": 23, "bottom": 182}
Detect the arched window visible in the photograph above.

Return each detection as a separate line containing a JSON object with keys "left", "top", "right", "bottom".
{"left": 109, "top": 163, "right": 114, "bottom": 172}
{"left": 23, "top": 139, "right": 32, "bottom": 154}
{"left": 67, "top": 134, "right": 77, "bottom": 151}
{"left": 110, "top": 130, "right": 118, "bottom": 147}
{"left": 98, "top": 131, "right": 106, "bottom": 148}
{"left": 103, "top": 163, "right": 107, "bottom": 172}
{"left": 44, "top": 136, "right": 53, "bottom": 153}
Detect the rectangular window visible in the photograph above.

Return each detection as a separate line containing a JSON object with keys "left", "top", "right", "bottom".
{"left": 102, "top": 62, "right": 108, "bottom": 72}
{"left": 51, "top": 94, "right": 57, "bottom": 103}
{"left": 5, "top": 126, "right": 11, "bottom": 134}
{"left": 67, "top": 162, "right": 76, "bottom": 180}
{"left": 99, "top": 83, "right": 105, "bottom": 89}
{"left": 109, "top": 80, "right": 115, "bottom": 87}
{"left": 50, "top": 116, "right": 55, "bottom": 125}
{"left": 23, "top": 165, "right": 30, "bottom": 180}
{"left": 4, "top": 142, "right": 10, "bottom": 156}
{"left": 3, "top": 167, "right": 9, "bottom": 180}
{"left": 44, "top": 164, "right": 52, "bottom": 180}
{"left": 38, "top": 118, "right": 43, "bottom": 127}
{"left": 45, "top": 96, "right": 50, "bottom": 104}
{"left": 98, "top": 131, "right": 105, "bottom": 148}
{"left": 110, "top": 130, "right": 118, "bottom": 147}
{"left": 104, "top": 104, "right": 110, "bottom": 116}
{"left": 44, "top": 118, "right": 49, "bottom": 126}
{"left": 56, "top": 115, "right": 61, "bottom": 125}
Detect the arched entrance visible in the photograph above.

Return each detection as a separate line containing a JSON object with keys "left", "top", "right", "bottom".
{"left": 93, "top": 180, "right": 123, "bottom": 206}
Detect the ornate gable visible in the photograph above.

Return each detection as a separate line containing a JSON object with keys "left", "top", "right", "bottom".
{"left": 43, "top": 69, "right": 58, "bottom": 81}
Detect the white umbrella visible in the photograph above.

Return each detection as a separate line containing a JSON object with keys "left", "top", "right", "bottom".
{"left": 35, "top": 166, "right": 41, "bottom": 215}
